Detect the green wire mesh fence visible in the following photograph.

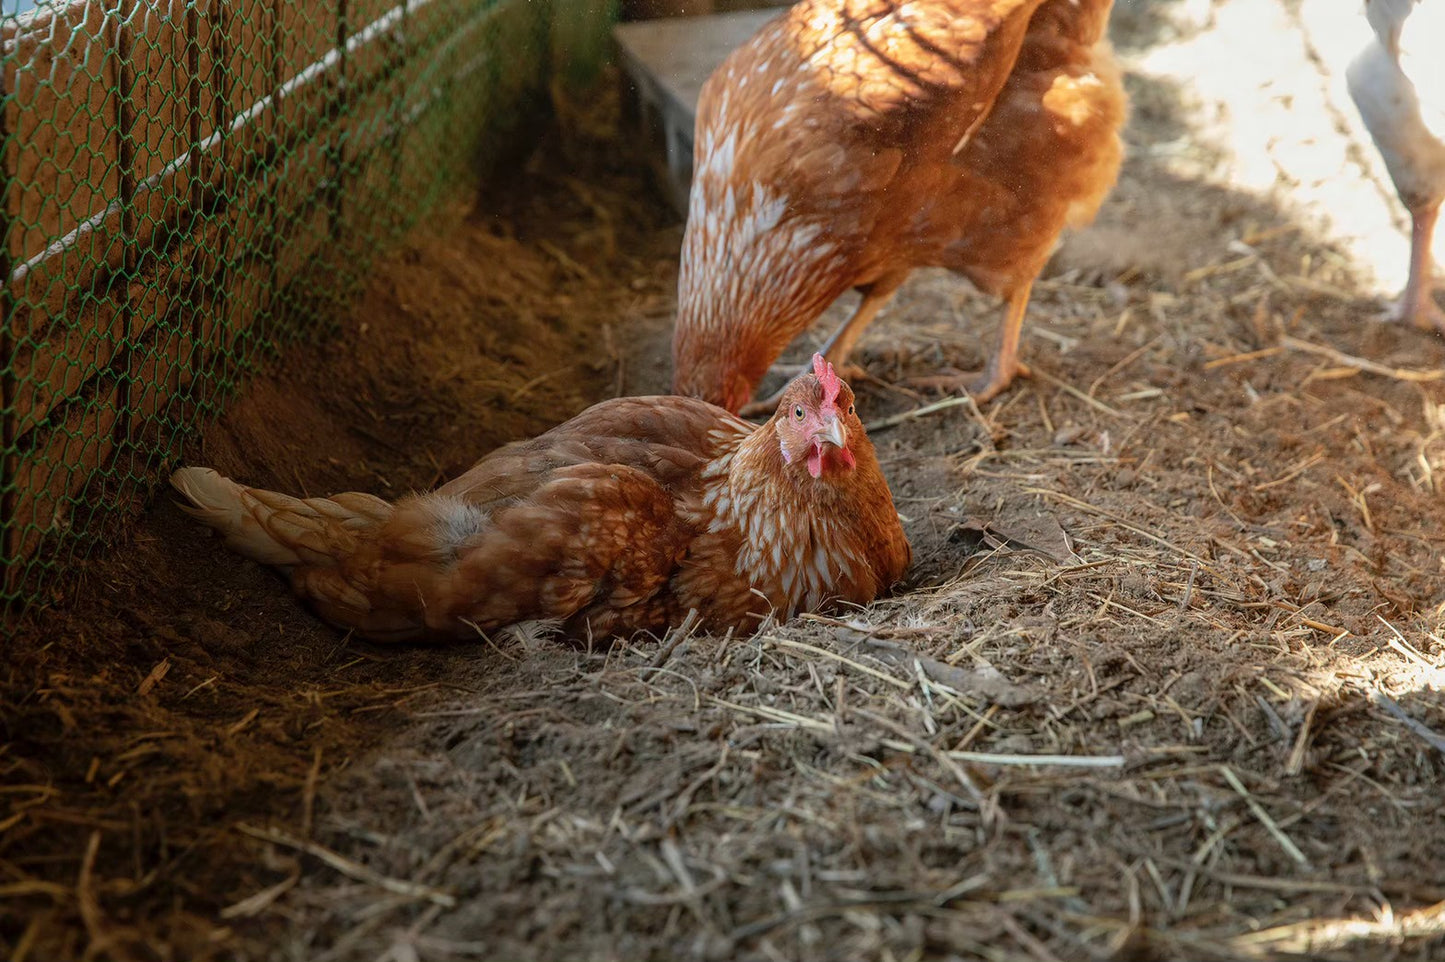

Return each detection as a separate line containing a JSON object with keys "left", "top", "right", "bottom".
{"left": 1, "top": 0, "right": 614, "bottom": 616}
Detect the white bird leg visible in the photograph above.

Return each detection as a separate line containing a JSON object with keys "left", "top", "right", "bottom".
{"left": 1396, "top": 201, "right": 1445, "bottom": 332}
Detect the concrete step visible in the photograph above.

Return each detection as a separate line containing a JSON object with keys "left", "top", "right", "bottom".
{"left": 614, "top": 8, "right": 783, "bottom": 214}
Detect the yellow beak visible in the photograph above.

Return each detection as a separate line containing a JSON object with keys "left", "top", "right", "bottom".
{"left": 814, "top": 414, "right": 847, "bottom": 449}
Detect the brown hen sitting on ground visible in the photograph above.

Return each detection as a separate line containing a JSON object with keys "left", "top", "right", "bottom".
{"left": 671, "top": 0, "right": 1127, "bottom": 414}
{"left": 171, "top": 355, "right": 910, "bottom": 644}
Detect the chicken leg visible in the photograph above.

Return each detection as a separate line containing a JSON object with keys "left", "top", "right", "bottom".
{"left": 1393, "top": 201, "right": 1445, "bottom": 332}
{"left": 907, "top": 283, "right": 1033, "bottom": 403}
{"left": 815, "top": 273, "right": 910, "bottom": 369}
{"left": 739, "top": 275, "right": 908, "bottom": 418}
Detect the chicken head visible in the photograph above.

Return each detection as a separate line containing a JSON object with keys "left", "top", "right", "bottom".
{"left": 773, "top": 354, "right": 861, "bottom": 481}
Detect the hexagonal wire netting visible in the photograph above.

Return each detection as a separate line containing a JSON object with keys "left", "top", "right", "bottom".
{"left": 1, "top": 0, "right": 613, "bottom": 616}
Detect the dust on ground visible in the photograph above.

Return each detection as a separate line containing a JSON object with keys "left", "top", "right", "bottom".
{"left": 5, "top": 1, "right": 1445, "bottom": 959}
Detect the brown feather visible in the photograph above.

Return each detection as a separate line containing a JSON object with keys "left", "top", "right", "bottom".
{"left": 172, "top": 373, "right": 910, "bottom": 644}
{"left": 671, "top": 0, "right": 1127, "bottom": 411}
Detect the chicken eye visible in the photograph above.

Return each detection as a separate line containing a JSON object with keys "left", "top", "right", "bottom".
{"left": 793, "top": 405, "right": 806, "bottom": 420}
{"left": 847, "top": 403, "right": 855, "bottom": 416}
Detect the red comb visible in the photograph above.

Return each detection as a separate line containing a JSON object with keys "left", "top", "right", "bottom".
{"left": 812, "top": 353, "right": 842, "bottom": 411}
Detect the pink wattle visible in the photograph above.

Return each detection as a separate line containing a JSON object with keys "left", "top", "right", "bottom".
{"left": 808, "top": 443, "right": 856, "bottom": 478}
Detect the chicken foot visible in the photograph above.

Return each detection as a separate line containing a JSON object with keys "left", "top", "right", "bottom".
{"left": 1385, "top": 201, "right": 1445, "bottom": 332}
{"left": 739, "top": 275, "right": 907, "bottom": 417}
{"left": 906, "top": 283, "right": 1032, "bottom": 403}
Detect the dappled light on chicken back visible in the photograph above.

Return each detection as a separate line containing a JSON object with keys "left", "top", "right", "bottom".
{"left": 671, "top": 0, "right": 1127, "bottom": 414}
{"left": 784, "top": 0, "right": 1031, "bottom": 123}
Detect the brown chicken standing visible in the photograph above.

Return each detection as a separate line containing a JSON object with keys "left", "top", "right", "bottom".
{"left": 171, "top": 356, "right": 910, "bottom": 643}
{"left": 671, "top": 0, "right": 1127, "bottom": 413}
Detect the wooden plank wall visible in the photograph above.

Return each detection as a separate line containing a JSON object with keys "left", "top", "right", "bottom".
{"left": 0, "top": 0, "right": 584, "bottom": 600}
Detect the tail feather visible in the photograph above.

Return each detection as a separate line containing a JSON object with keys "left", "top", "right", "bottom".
{"left": 170, "top": 467, "right": 393, "bottom": 569}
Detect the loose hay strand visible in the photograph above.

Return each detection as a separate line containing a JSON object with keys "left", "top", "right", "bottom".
{"left": 1231, "top": 899, "right": 1445, "bottom": 953}
{"left": 1024, "top": 487, "right": 1205, "bottom": 562}
{"left": 1219, "top": 766, "right": 1309, "bottom": 868}
{"left": 944, "top": 751, "right": 1125, "bottom": 768}
{"left": 864, "top": 394, "right": 979, "bottom": 432}
{"left": 761, "top": 634, "right": 912, "bottom": 690}
{"left": 1282, "top": 335, "right": 1445, "bottom": 383}
{"left": 235, "top": 824, "right": 457, "bottom": 907}
{"left": 1372, "top": 690, "right": 1445, "bottom": 756}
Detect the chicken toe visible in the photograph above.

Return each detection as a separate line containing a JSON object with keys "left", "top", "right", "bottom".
{"left": 904, "top": 358, "right": 1033, "bottom": 404}
{"left": 1379, "top": 286, "right": 1445, "bottom": 332}
{"left": 904, "top": 284, "right": 1034, "bottom": 403}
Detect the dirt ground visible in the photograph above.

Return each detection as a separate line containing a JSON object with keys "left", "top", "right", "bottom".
{"left": 6, "top": 0, "right": 1445, "bottom": 959}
